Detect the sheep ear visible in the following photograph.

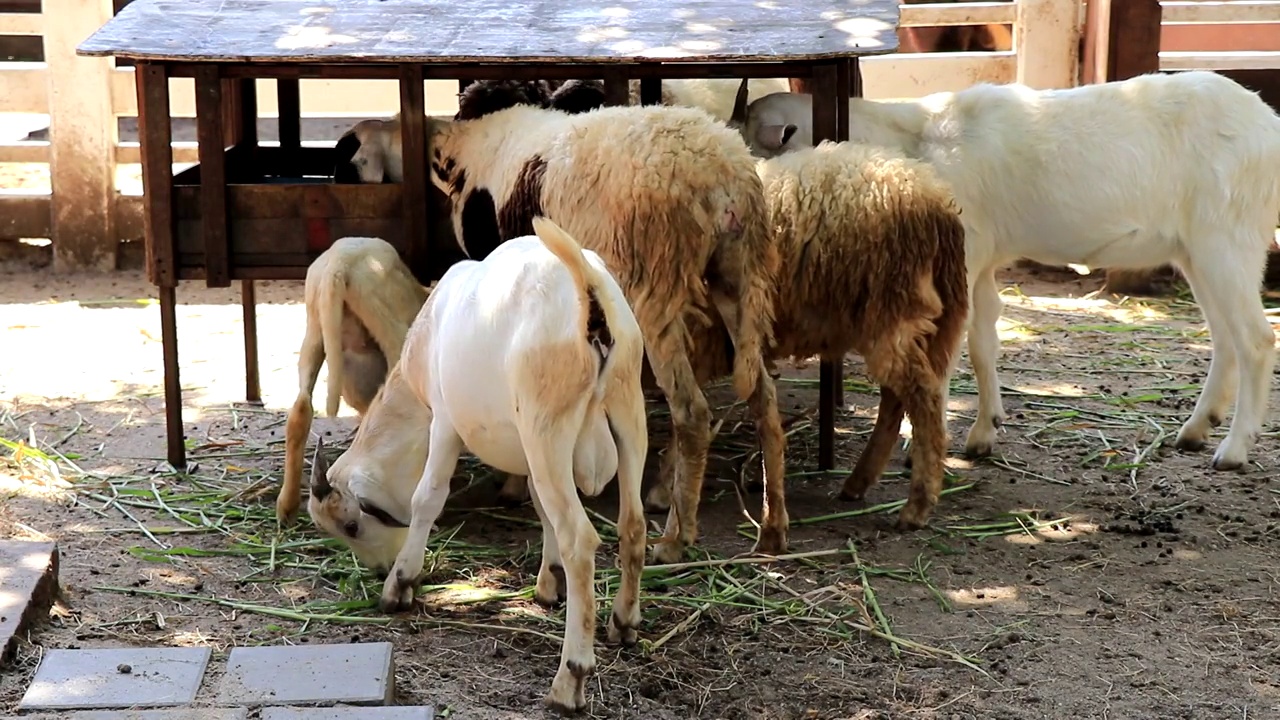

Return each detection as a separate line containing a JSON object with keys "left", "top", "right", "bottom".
{"left": 730, "top": 78, "right": 750, "bottom": 125}
{"left": 755, "top": 123, "right": 798, "bottom": 151}
{"left": 310, "top": 438, "right": 332, "bottom": 500}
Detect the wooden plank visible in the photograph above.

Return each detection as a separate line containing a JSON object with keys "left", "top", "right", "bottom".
{"left": 0, "top": 12, "right": 42, "bottom": 34}
{"left": 1161, "top": 1, "right": 1280, "bottom": 25}
{"left": 0, "top": 194, "right": 51, "bottom": 238}
{"left": 0, "top": 62, "right": 47, "bottom": 114}
{"left": 46, "top": 0, "right": 117, "bottom": 271}
{"left": 194, "top": 64, "right": 231, "bottom": 287}
{"left": 277, "top": 77, "right": 301, "bottom": 173}
{"left": 77, "top": 0, "right": 900, "bottom": 62}
{"left": 1109, "top": 0, "right": 1162, "bottom": 80}
{"left": 1160, "top": 51, "right": 1280, "bottom": 71}
{"left": 0, "top": 142, "right": 49, "bottom": 163}
{"left": 899, "top": 2, "right": 1017, "bottom": 27}
{"left": 861, "top": 52, "right": 1015, "bottom": 98}
{"left": 1015, "top": 0, "right": 1081, "bottom": 89}
{"left": 399, "top": 64, "right": 428, "bottom": 278}
{"left": 1080, "top": 0, "right": 1111, "bottom": 85}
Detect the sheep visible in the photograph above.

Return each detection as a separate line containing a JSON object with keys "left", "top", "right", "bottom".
{"left": 646, "top": 141, "right": 969, "bottom": 528}
{"left": 423, "top": 102, "right": 787, "bottom": 562}
{"left": 308, "top": 216, "right": 650, "bottom": 713}
{"left": 276, "top": 236, "right": 428, "bottom": 524}
{"left": 455, "top": 79, "right": 608, "bottom": 120}
{"left": 729, "top": 71, "right": 1280, "bottom": 470}
{"left": 628, "top": 77, "right": 790, "bottom": 122}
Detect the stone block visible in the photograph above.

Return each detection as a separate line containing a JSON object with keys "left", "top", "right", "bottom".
{"left": 216, "top": 642, "right": 394, "bottom": 706}
{"left": 17, "top": 646, "right": 212, "bottom": 710}
{"left": 70, "top": 711, "right": 248, "bottom": 720}
{"left": 262, "top": 707, "right": 435, "bottom": 720}
{"left": 0, "top": 540, "right": 59, "bottom": 667}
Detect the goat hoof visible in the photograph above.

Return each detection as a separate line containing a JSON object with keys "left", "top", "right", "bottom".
{"left": 607, "top": 610, "right": 639, "bottom": 647}
{"left": 379, "top": 572, "right": 418, "bottom": 613}
{"left": 1211, "top": 447, "right": 1247, "bottom": 472}
{"left": 534, "top": 565, "right": 567, "bottom": 607}
{"left": 1174, "top": 433, "right": 1206, "bottom": 453}
{"left": 545, "top": 662, "right": 593, "bottom": 715}
{"left": 274, "top": 498, "right": 300, "bottom": 525}
{"left": 962, "top": 441, "right": 994, "bottom": 459}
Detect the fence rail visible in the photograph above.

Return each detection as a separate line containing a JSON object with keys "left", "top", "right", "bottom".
{"left": 0, "top": 0, "right": 1091, "bottom": 269}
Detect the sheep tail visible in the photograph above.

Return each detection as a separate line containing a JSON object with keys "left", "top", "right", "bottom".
{"left": 318, "top": 267, "right": 348, "bottom": 418}
{"left": 929, "top": 204, "right": 970, "bottom": 378}
{"left": 532, "top": 216, "right": 619, "bottom": 369}
{"left": 719, "top": 189, "right": 778, "bottom": 401}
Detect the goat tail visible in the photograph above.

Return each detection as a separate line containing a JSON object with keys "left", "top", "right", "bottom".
{"left": 318, "top": 266, "right": 348, "bottom": 418}
{"left": 531, "top": 215, "right": 620, "bottom": 363}
{"left": 929, "top": 203, "right": 971, "bottom": 379}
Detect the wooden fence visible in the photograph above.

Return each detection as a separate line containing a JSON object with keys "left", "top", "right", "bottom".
{"left": 4, "top": 0, "right": 1270, "bottom": 273}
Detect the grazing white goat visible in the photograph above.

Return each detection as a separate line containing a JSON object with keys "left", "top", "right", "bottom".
{"left": 730, "top": 71, "right": 1280, "bottom": 470}
{"left": 308, "top": 216, "right": 650, "bottom": 713}
{"left": 276, "top": 237, "right": 427, "bottom": 523}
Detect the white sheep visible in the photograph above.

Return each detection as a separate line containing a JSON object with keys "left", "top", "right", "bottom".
{"left": 307, "top": 216, "right": 649, "bottom": 713}
{"left": 276, "top": 236, "right": 427, "bottom": 523}
{"left": 729, "top": 71, "right": 1280, "bottom": 470}
{"left": 420, "top": 102, "right": 788, "bottom": 562}
{"left": 629, "top": 77, "right": 791, "bottom": 121}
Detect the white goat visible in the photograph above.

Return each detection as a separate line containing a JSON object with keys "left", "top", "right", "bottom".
{"left": 277, "top": 236, "right": 427, "bottom": 523}
{"left": 308, "top": 216, "right": 649, "bottom": 713}
{"left": 730, "top": 71, "right": 1280, "bottom": 470}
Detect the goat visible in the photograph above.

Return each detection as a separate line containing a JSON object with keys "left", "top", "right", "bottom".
{"left": 309, "top": 217, "right": 649, "bottom": 713}
{"left": 647, "top": 142, "right": 969, "bottom": 529}
{"left": 729, "top": 71, "right": 1280, "bottom": 470}
{"left": 276, "top": 236, "right": 427, "bottom": 524}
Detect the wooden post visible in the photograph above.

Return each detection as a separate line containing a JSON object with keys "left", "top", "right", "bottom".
{"left": 45, "top": 0, "right": 118, "bottom": 271}
{"left": 811, "top": 61, "right": 840, "bottom": 471}
{"left": 399, "top": 65, "right": 429, "bottom": 276}
{"left": 1015, "top": 0, "right": 1082, "bottom": 89}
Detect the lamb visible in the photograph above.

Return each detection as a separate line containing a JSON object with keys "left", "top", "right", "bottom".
{"left": 647, "top": 141, "right": 969, "bottom": 528}
{"left": 628, "top": 77, "right": 791, "bottom": 122}
{"left": 454, "top": 79, "right": 607, "bottom": 120}
{"left": 423, "top": 102, "right": 787, "bottom": 562}
{"left": 275, "top": 236, "right": 428, "bottom": 524}
{"left": 729, "top": 71, "right": 1280, "bottom": 471}
{"left": 308, "top": 217, "right": 650, "bottom": 713}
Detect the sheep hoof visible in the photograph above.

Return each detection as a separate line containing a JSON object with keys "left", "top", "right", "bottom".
{"left": 962, "top": 440, "right": 994, "bottom": 459}
{"left": 607, "top": 609, "right": 639, "bottom": 647}
{"left": 534, "top": 565, "right": 567, "bottom": 607}
{"left": 274, "top": 499, "right": 300, "bottom": 526}
{"left": 546, "top": 662, "right": 593, "bottom": 715}
{"left": 651, "top": 540, "right": 685, "bottom": 565}
{"left": 1210, "top": 446, "right": 1247, "bottom": 472}
{"left": 895, "top": 506, "right": 932, "bottom": 531}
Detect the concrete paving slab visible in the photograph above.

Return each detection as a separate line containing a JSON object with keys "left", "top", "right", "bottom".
{"left": 69, "top": 707, "right": 249, "bottom": 712}
{"left": 0, "top": 540, "right": 59, "bottom": 667}
{"left": 17, "top": 646, "right": 213, "bottom": 711}
{"left": 263, "top": 707, "right": 435, "bottom": 720}
{"left": 216, "top": 642, "right": 395, "bottom": 706}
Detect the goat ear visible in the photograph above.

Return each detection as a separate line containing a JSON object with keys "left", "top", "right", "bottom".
{"left": 729, "top": 78, "right": 750, "bottom": 126}
{"left": 755, "top": 123, "right": 798, "bottom": 151}
{"left": 310, "top": 438, "right": 332, "bottom": 500}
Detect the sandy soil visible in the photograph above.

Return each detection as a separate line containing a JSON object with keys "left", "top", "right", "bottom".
{"left": 1, "top": 265, "right": 1278, "bottom": 719}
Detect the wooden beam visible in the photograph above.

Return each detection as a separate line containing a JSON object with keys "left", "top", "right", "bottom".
{"left": 45, "top": 0, "right": 117, "bottom": 271}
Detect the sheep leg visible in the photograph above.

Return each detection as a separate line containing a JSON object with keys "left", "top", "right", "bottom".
{"left": 278, "top": 316, "right": 326, "bottom": 523}
{"left": 497, "top": 473, "right": 531, "bottom": 506}
{"left": 647, "top": 343, "right": 712, "bottom": 565}
{"left": 519, "top": 418, "right": 602, "bottom": 714}
{"left": 896, "top": 381, "right": 949, "bottom": 530}
{"left": 841, "top": 386, "right": 905, "bottom": 502}
{"left": 606, "top": 375, "right": 649, "bottom": 646}
{"left": 1177, "top": 250, "right": 1275, "bottom": 469}
{"left": 750, "top": 371, "right": 789, "bottom": 555}
{"left": 963, "top": 267, "right": 1007, "bottom": 458}
{"left": 380, "top": 420, "right": 464, "bottom": 613}
{"left": 1173, "top": 260, "right": 1241, "bottom": 452}
{"left": 903, "top": 346, "right": 962, "bottom": 470}
{"left": 643, "top": 422, "right": 678, "bottom": 513}
{"left": 528, "top": 481, "right": 566, "bottom": 607}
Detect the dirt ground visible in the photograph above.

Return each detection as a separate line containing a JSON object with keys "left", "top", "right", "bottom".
{"left": 1, "top": 265, "right": 1278, "bottom": 720}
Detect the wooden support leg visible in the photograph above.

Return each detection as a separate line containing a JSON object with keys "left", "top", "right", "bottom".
{"left": 277, "top": 78, "right": 301, "bottom": 176}
{"left": 399, "top": 65, "right": 429, "bottom": 276}
{"left": 223, "top": 78, "right": 263, "bottom": 404}
{"left": 639, "top": 77, "right": 662, "bottom": 105}
{"left": 602, "top": 69, "right": 628, "bottom": 107}
{"left": 137, "top": 62, "right": 184, "bottom": 469}
{"left": 811, "top": 62, "right": 842, "bottom": 471}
